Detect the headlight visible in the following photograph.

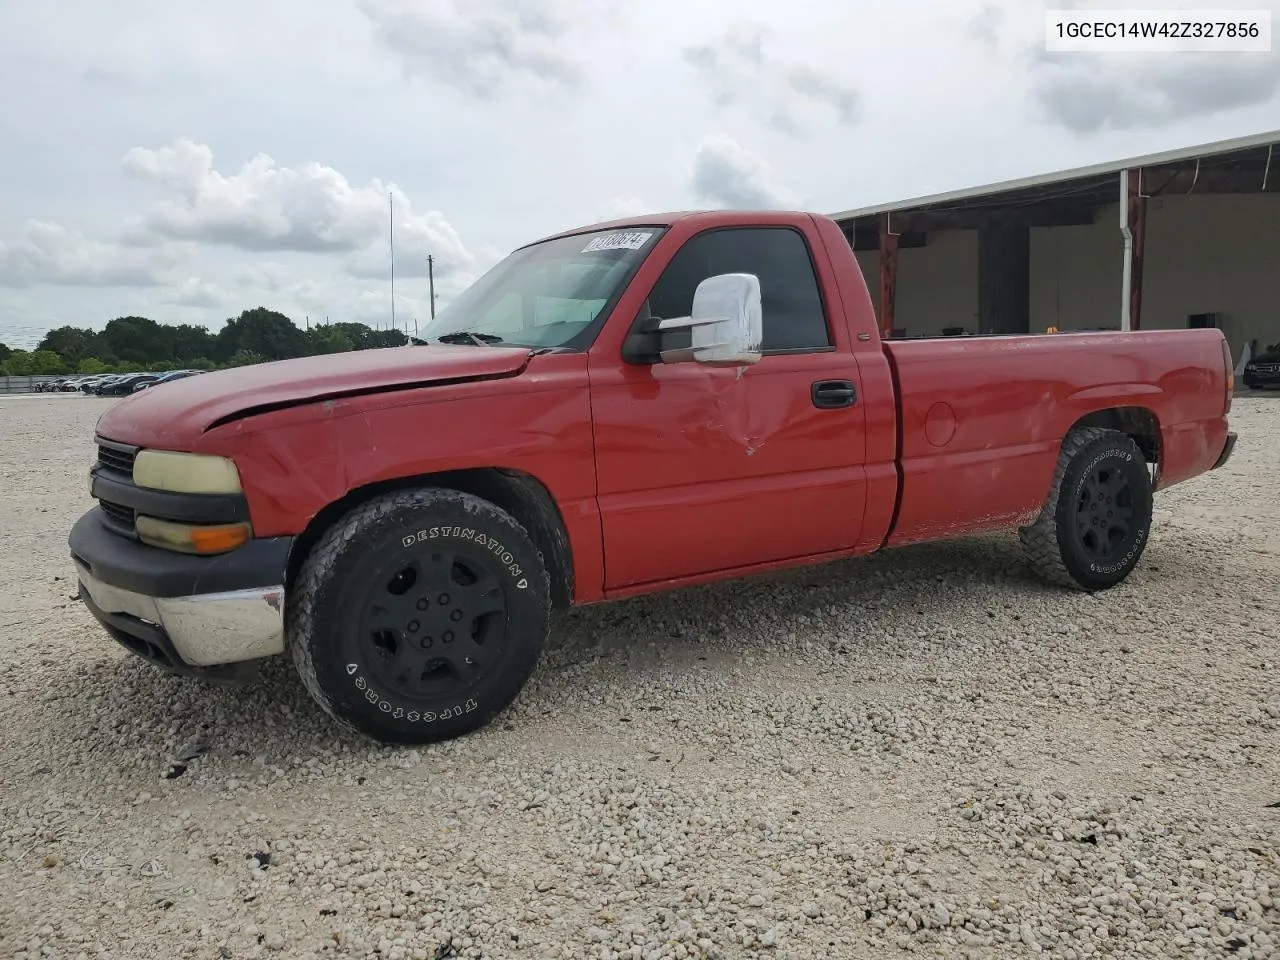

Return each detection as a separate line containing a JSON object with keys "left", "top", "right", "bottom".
{"left": 133, "top": 450, "right": 242, "bottom": 494}
{"left": 135, "top": 516, "right": 252, "bottom": 554}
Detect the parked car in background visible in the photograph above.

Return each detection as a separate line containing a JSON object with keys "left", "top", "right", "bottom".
{"left": 133, "top": 370, "right": 203, "bottom": 391}
{"left": 1243, "top": 342, "right": 1280, "bottom": 390}
{"left": 96, "top": 373, "right": 161, "bottom": 396}
{"left": 78, "top": 376, "right": 114, "bottom": 393}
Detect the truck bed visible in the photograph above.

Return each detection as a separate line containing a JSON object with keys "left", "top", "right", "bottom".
{"left": 879, "top": 328, "right": 1232, "bottom": 547}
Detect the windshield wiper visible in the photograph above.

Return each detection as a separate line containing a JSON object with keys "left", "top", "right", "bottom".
{"left": 436, "top": 331, "right": 504, "bottom": 346}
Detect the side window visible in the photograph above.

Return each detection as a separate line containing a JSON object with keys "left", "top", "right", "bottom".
{"left": 643, "top": 227, "right": 831, "bottom": 352}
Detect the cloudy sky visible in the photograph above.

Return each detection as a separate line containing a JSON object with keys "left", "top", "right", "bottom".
{"left": 1, "top": 0, "right": 1277, "bottom": 347}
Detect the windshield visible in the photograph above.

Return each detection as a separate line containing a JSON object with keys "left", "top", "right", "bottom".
{"left": 420, "top": 227, "right": 662, "bottom": 348}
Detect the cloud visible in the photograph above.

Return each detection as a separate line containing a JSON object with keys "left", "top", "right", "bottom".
{"left": 964, "top": 0, "right": 1280, "bottom": 133}
{"left": 357, "top": 0, "right": 582, "bottom": 98}
{"left": 0, "top": 221, "right": 185, "bottom": 289}
{"left": 596, "top": 197, "right": 650, "bottom": 221}
{"left": 119, "top": 138, "right": 477, "bottom": 290}
{"left": 690, "top": 136, "right": 797, "bottom": 210}
{"left": 684, "top": 24, "right": 860, "bottom": 134}
{"left": 165, "top": 277, "right": 228, "bottom": 309}
{"left": 966, "top": 3, "right": 1003, "bottom": 48}
{"left": 1027, "top": 50, "right": 1280, "bottom": 134}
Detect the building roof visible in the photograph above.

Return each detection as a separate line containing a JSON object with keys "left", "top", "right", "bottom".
{"left": 828, "top": 128, "right": 1280, "bottom": 224}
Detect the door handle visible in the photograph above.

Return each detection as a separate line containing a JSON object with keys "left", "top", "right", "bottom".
{"left": 811, "top": 379, "right": 857, "bottom": 409}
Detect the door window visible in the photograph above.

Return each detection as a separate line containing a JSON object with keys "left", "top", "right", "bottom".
{"left": 642, "top": 227, "right": 831, "bottom": 353}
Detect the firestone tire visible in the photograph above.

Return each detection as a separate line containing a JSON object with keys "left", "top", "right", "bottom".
{"left": 1018, "top": 427, "right": 1154, "bottom": 591}
{"left": 287, "top": 487, "right": 551, "bottom": 745}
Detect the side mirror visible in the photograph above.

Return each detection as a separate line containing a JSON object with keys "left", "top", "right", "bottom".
{"left": 624, "top": 273, "right": 763, "bottom": 366}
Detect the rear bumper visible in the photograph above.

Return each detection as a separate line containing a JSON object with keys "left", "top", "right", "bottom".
{"left": 69, "top": 509, "right": 292, "bottom": 673}
{"left": 1212, "top": 431, "right": 1237, "bottom": 470}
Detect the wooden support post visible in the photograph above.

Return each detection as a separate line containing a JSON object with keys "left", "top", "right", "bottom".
{"left": 878, "top": 212, "right": 898, "bottom": 340}
{"left": 1127, "top": 168, "right": 1146, "bottom": 332}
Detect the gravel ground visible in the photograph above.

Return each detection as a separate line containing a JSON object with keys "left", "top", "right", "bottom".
{"left": 1, "top": 394, "right": 1277, "bottom": 960}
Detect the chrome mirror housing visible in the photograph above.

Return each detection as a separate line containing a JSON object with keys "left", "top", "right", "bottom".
{"left": 654, "top": 273, "right": 763, "bottom": 366}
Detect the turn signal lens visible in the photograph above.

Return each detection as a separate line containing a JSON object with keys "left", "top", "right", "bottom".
{"left": 135, "top": 516, "right": 252, "bottom": 555}
{"left": 1221, "top": 338, "right": 1234, "bottom": 415}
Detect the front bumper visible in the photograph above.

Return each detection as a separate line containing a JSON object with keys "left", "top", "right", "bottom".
{"left": 69, "top": 509, "right": 293, "bottom": 677}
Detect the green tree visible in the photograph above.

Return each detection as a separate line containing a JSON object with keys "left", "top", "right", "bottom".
{"left": 4, "top": 350, "right": 32, "bottom": 374}
{"left": 0, "top": 342, "right": 11, "bottom": 365}
{"left": 169, "top": 324, "right": 217, "bottom": 365}
{"left": 28, "top": 350, "right": 69, "bottom": 374}
{"left": 228, "top": 349, "right": 267, "bottom": 367}
{"left": 217, "top": 308, "right": 308, "bottom": 363}
{"left": 37, "top": 326, "right": 108, "bottom": 367}
{"left": 101, "top": 316, "right": 173, "bottom": 366}
{"left": 16, "top": 306, "right": 417, "bottom": 376}
{"left": 362, "top": 327, "right": 409, "bottom": 349}
{"left": 307, "top": 324, "right": 355, "bottom": 354}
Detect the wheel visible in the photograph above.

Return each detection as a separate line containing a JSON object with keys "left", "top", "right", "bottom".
{"left": 287, "top": 487, "right": 551, "bottom": 744}
{"left": 1018, "top": 426, "right": 1154, "bottom": 591}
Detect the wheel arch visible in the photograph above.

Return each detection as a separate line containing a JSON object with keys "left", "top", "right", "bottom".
{"left": 1066, "top": 405, "right": 1161, "bottom": 471}
{"left": 285, "top": 467, "right": 575, "bottom": 609}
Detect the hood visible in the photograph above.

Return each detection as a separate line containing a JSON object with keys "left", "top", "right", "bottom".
{"left": 1248, "top": 349, "right": 1280, "bottom": 364}
{"left": 95, "top": 344, "right": 534, "bottom": 447}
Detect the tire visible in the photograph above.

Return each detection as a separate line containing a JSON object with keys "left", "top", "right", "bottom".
{"left": 1018, "top": 427, "right": 1154, "bottom": 591}
{"left": 287, "top": 487, "right": 551, "bottom": 745}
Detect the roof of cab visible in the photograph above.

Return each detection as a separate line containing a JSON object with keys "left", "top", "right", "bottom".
{"left": 526, "top": 209, "right": 816, "bottom": 248}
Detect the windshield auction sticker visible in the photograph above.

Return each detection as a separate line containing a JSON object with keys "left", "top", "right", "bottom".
{"left": 581, "top": 231, "right": 654, "bottom": 252}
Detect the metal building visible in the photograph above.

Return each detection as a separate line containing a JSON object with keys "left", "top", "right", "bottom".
{"left": 829, "top": 128, "right": 1280, "bottom": 368}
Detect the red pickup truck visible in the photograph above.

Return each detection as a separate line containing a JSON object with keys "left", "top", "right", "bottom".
{"left": 70, "top": 210, "right": 1237, "bottom": 744}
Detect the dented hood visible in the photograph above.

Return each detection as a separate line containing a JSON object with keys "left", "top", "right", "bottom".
{"left": 95, "top": 344, "right": 533, "bottom": 447}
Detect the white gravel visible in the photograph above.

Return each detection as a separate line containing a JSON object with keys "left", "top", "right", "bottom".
{"left": 1, "top": 394, "right": 1277, "bottom": 960}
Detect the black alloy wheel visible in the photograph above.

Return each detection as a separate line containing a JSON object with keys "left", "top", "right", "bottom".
{"left": 360, "top": 548, "right": 508, "bottom": 703}
{"left": 288, "top": 487, "right": 551, "bottom": 744}
{"left": 1019, "top": 426, "right": 1154, "bottom": 591}
{"left": 1073, "top": 461, "right": 1138, "bottom": 565}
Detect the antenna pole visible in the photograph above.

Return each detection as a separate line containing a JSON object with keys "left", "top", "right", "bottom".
{"left": 427, "top": 254, "right": 436, "bottom": 319}
{"left": 389, "top": 192, "right": 396, "bottom": 331}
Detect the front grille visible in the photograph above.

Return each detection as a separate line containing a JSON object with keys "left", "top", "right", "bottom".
{"left": 99, "top": 500, "right": 136, "bottom": 534}
{"left": 93, "top": 437, "right": 140, "bottom": 537}
{"left": 1252, "top": 363, "right": 1280, "bottom": 373}
{"left": 96, "top": 439, "right": 137, "bottom": 477}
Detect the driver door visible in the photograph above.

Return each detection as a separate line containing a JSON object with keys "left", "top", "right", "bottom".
{"left": 589, "top": 225, "right": 869, "bottom": 590}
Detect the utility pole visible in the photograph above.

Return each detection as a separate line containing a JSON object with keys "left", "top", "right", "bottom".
{"left": 389, "top": 192, "right": 396, "bottom": 331}
{"left": 427, "top": 254, "right": 437, "bottom": 320}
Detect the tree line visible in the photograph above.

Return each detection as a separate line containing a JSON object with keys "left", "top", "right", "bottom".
{"left": 0, "top": 308, "right": 410, "bottom": 377}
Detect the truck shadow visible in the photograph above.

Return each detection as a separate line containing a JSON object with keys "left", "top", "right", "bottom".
{"left": 26, "top": 519, "right": 1248, "bottom": 798}
{"left": 42, "top": 530, "right": 1056, "bottom": 771}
